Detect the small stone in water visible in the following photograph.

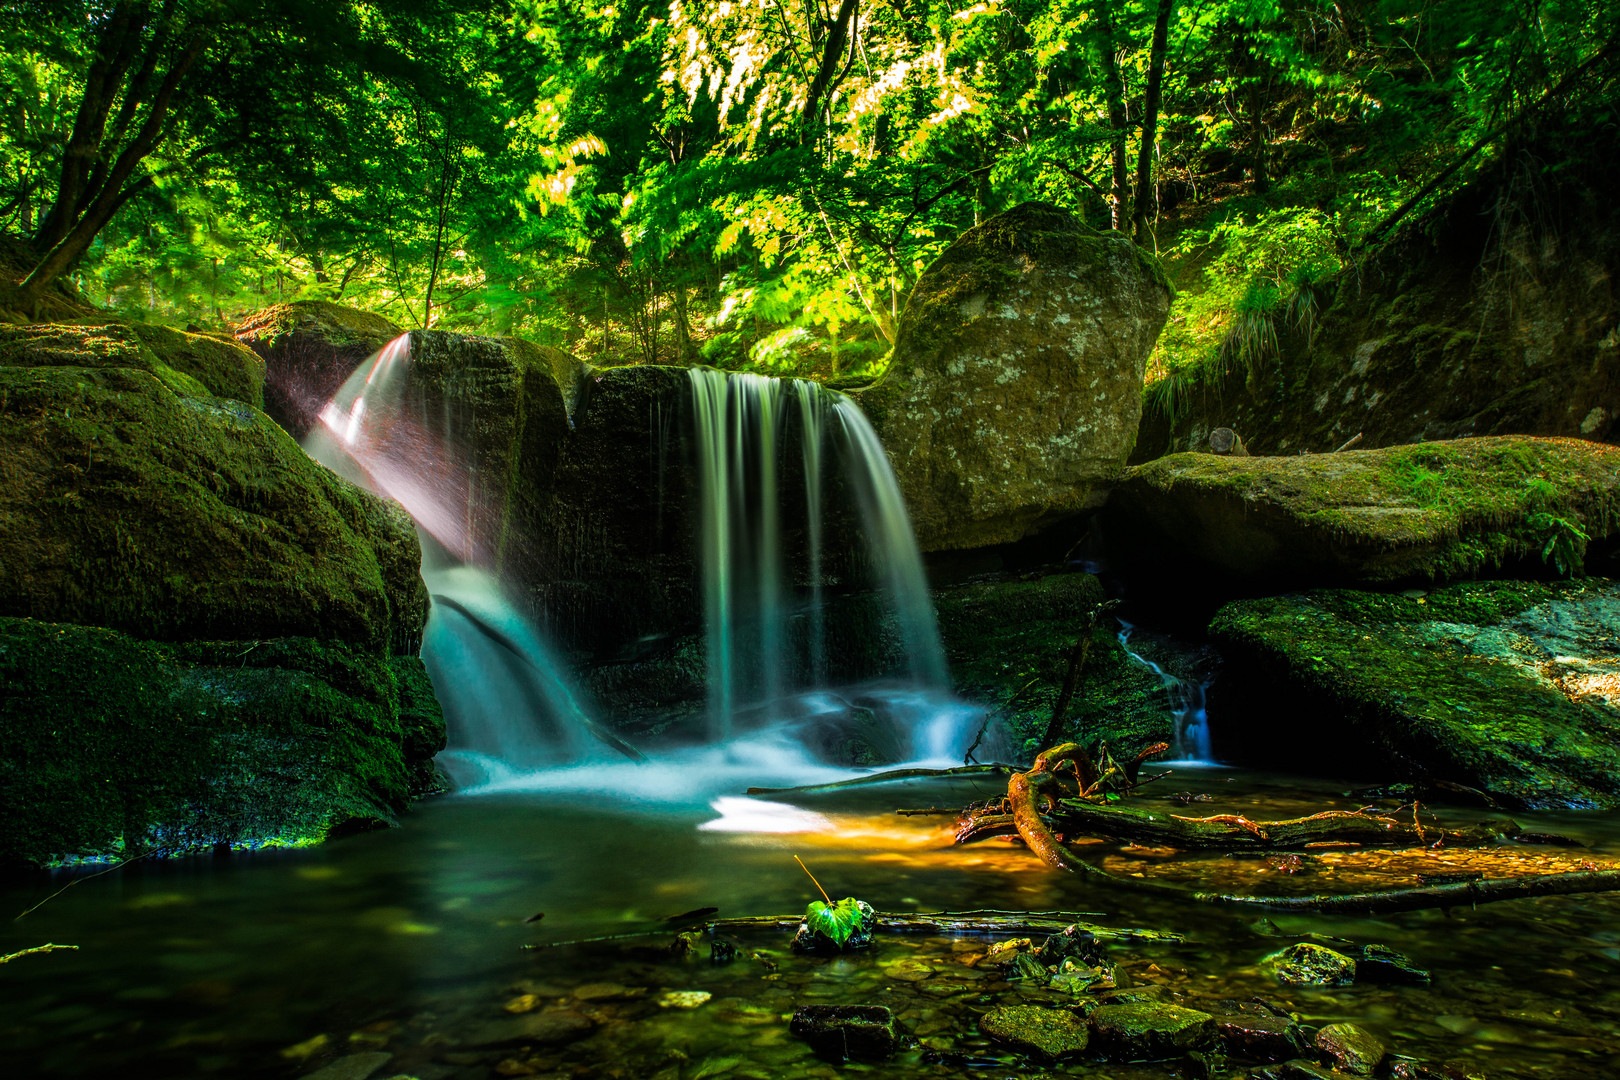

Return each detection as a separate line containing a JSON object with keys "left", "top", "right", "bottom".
{"left": 1354, "top": 944, "right": 1431, "bottom": 985}
{"left": 1087, "top": 1002, "right": 1217, "bottom": 1060}
{"left": 1006, "top": 953, "right": 1048, "bottom": 982}
{"left": 1314, "top": 1022, "right": 1385, "bottom": 1075}
{"left": 710, "top": 939, "right": 738, "bottom": 965}
{"left": 503, "top": 994, "right": 541, "bottom": 1014}
{"left": 658, "top": 990, "right": 712, "bottom": 1009}
{"left": 1269, "top": 943, "right": 1357, "bottom": 986}
{"left": 981, "top": 938, "right": 1032, "bottom": 966}
{"left": 789, "top": 1004, "right": 903, "bottom": 1062}
{"left": 280, "top": 1033, "right": 330, "bottom": 1062}
{"left": 979, "top": 1004, "right": 1090, "bottom": 1061}
{"left": 1036, "top": 925, "right": 1103, "bottom": 968}
{"left": 1211, "top": 1012, "right": 1307, "bottom": 1062}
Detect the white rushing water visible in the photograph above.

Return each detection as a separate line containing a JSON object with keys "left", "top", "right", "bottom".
{"left": 305, "top": 338, "right": 981, "bottom": 787}
{"left": 1118, "top": 620, "right": 1216, "bottom": 763}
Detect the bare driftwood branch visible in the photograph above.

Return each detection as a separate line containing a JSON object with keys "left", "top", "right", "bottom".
{"left": 0, "top": 943, "right": 78, "bottom": 964}
{"left": 746, "top": 763, "right": 1017, "bottom": 796}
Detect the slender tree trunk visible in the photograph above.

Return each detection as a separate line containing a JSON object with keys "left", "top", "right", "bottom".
{"left": 1133, "top": 0, "right": 1175, "bottom": 247}
{"left": 1246, "top": 39, "right": 1268, "bottom": 193}
{"left": 421, "top": 133, "right": 456, "bottom": 329}
{"left": 1093, "top": 3, "right": 1130, "bottom": 230}
{"left": 19, "top": 36, "right": 208, "bottom": 302}
{"left": 801, "top": 0, "right": 859, "bottom": 135}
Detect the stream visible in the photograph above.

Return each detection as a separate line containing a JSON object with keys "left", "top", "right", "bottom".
{"left": 3, "top": 765, "right": 1618, "bottom": 1079}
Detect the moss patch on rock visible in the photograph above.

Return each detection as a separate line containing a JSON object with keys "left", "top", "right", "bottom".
{"left": 0, "top": 363, "right": 426, "bottom": 653}
{"left": 1108, "top": 436, "right": 1620, "bottom": 594}
{"left": 935, "top": 573, "right": 1174, "bottom": 760}
{"left": 0, "top": 617, "right": 446, "bottom": 868}
{"left": 0, "top": 320, "right": 265, "bottom": 406}
{"left": 1209, "top": 578, "right": 1620, "bottom": 807}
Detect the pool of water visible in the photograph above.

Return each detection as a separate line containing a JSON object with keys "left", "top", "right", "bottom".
{"left": 3, "top": 761, "right": 1618, "bottom": 1079}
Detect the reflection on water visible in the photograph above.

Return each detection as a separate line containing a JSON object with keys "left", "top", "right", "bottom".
{"left": 1, "top": 769, "right": 1618, "bottom": 1079}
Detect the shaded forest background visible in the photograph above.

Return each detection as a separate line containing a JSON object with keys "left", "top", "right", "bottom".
{"left": 2, "top": 0, "right": 1616, "bottom": 399}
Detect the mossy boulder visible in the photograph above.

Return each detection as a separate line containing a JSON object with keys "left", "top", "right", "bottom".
{"left": 980, "top": 1004, "right": 1091, "bottom": 1061}
{"left": 1107, "top": 436, "right": 1620, "bottom": 595}
{"left": 1267, "top": 943, "right": 1358, "bottom": 987}
{"left": 0, "top": 363, "right": 426, "bottom": 653}
{"left": 1209, "top": 579, "right": 1620, "bottom": 808}
{"left": 0, "top": 617, "right": 446, "bottom": 868}
{"left": 0, "top": 320, "right": 265, "bottom": 407}
{"left": 863, "top": 201, "right": 1173, "bottom": 551}
{"left": 234, "top": 300, "right": 404, "bottom": 437}
{"left": 934, "top": 572, "right": 1174, "bottom": 760}
{"left": 1086, "top": 1001, "right": 1218, "bottom": 1059}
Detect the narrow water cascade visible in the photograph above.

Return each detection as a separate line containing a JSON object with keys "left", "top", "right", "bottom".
{"left": 1118, "top": 620, "right": 1216, "bottom": 763}
{"left": 686, "top": 368, "right": 964, "bottom": 761}
{"left": 305, "top": 333, "right": 604, "bottom": 773}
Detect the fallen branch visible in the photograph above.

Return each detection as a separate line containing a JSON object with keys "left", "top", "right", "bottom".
{"left": 1050, "top": 800, "right": 1522, "bottom": 851}
{"left": 746, "top": 763, "right": 1017, "bottom": 796}
{"left": 0, "top": 943, "right": 78, "bottom": 964}
{"left": 1007, "top": 744, "right": 1620, "bottom": 914}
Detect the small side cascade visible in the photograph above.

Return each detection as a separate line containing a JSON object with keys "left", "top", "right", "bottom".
{"left": 687, "top": 369, "right": 956, "bottom": 754}
{"left": 1118, "top": 620, "right": 1216, "bottom": 763}
{"left": 306, "top": 334, "right": 603, "bottom": 776}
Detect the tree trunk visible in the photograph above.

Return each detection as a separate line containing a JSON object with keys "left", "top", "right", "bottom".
{"left": 1092, "top": 3, "right": 1130, "bottom": 230}
{"left": 1132, "top": 0, "right": 1175, "bottom": 246}
{"left": 801, "top": 0, "right": 859, "bottom": 134}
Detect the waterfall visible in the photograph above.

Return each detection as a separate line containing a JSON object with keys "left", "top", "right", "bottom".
{"left": 305, "top": 334, "right": 607, "bottom": 775}
{"left": 1118, "top": 621, "right": 1216, "bottom": 763}
{"left": 686, "top": 369, "right": 956, "bottom": 755}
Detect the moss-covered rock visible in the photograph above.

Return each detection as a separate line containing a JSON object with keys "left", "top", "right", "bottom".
{"left": 934, "top": 572, "right": 1174, "bottom": 760}
{"left": 863, "top": 201, "right": 1173, "bottom": 551}
{"left": 0, "top": 616, "right": 446, "bottom": 868}
{"left": 0, "top": 363, "right": 426, "bottom": 653}
{"left": 233, "top": 300, "right": 404, "bottom": 437}
{"left": 1209, "top": 579, "right": 1620, "bottom": 807}
{"left": 0, "top": 320, "right": 265, "bottom": 407}
{"left": 1107, "top": 436, "right": 1620, "bottom": 594}
{"left": 980, "top": 1004, "right": 1091, "bottom": 1061}
{"left": 1086, "top": 1001, "right": 1218, "bottom": 1059}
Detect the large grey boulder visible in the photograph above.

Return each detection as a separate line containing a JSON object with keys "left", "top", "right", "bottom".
{"left": 863, "top": 201, "right": 1173, "bottom": 551}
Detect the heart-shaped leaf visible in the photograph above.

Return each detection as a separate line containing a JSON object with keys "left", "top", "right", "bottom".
{"left": 804, "top": 897, "right": 865, "bottom": 947}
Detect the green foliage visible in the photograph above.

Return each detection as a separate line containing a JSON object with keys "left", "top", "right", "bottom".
{"left": 804, "top": 897, "right": 867, "bottom": 948}
{"left": 3, "top": 0, "right": 1615, "bottom": 380}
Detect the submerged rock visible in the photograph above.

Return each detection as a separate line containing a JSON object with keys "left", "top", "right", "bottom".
{"left": 234, "top": 300, "right": 403, "bottom": 437}
{"left": 1087, "top": 1002, "right": 1218, "bottom": 1060}
{"left": 0, "top": 619, "right": 445, "bottom": 867}
{"left": 1314, "top": 1023, "right": 1386, "bottom": 1075}
{"left": 979, "top": 1004, "right": 1090, "bottom": 1061}
{"left": 462, "top": 1009, "right": 595, "bottom": 1048}
{"left": 1211, "top": 579, "right": 1620, "bottom": 807}
{"left": 1269, "top": 943, "right": 1358, "bottom": 987}
{"left": 863, "top": 201, "right": 1173, "bottom": 551}
{"left": 1353, "top": 944, "right": 1432, "bottom": 986}
{"left": 790, "top": 1004, "right": 903, "bottom": 1062}
{"left": 1107, "top": 436, "right": 1620, "bottom": 594}
{"left": 1210, "top": 1012, "right": 1307, "bottom": 1062}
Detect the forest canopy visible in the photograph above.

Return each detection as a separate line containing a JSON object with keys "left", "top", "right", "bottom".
{"left": 1, "top": 0, "right": 1616, "bottom": 384}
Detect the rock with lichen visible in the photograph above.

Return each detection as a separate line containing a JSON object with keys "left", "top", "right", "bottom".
{"left": 1268, "top": 943, "right": 1358, "bottom": 987}
{"left": 862, "top": 201, "right": 1173, "bottom": 552}
{"left": 1086, "top": 1001, "right": 1218, "bottom": 1059}
{"left": 980, "top": 1004, "right": 1091, "bottom": 1061}
{"left": 0, "top": 320, "right": 265, "bottom": 407}
{"left": 1105, "top": 436, "right": 1620, "bottom": 595}
{"left": 1211, "top": 578, "right": 1620, "bottom": 808}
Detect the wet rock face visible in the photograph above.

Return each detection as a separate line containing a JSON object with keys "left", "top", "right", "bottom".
{"left": 1211, "top": 579, "right": 1620, "bottom": 808}
{"left": 979, "top": 1004, "right": 1090, "bottom": 1061}
{"left": 790, "top": 1005, "right": 902, "bottom": 1062}
{"left": 1210, "top": 1011, "right": 1307, "bottom": 1062}
{"left": 1135, "top": 134, "right": 1620, "bottom": 461}
{"left": 234, "top": 300, "right": 404, "bottom": 438}
{"left": 1270, "top": 943, "right": 1358, "bottom": 987}
{"left": 864, "top": 201, "right": 1173, "bottom": 551}
{"left": 1086, "top": 1001, "right": 1218, "bottom": 1059}
{"left": 0, "top": 364, "right": 426, "bottom": 652}
{"left": 1106, "top": 436, "right": 1620, "bottom": 596}
{"left": 0, "top": 619, "right": 446, "bottom": 868}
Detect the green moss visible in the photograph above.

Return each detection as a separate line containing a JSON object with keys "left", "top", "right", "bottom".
{"left": 0, "top": 364, "right": 426, "bottom": 653}
{"left": 0, "top": 617, "right": 446, "bottom": 868}
{"left": 1115, "top": 436, "right": 1620, "bottom": 585}
{"left": 232, "top": 299, "right": 403, "bottom": 353}
{"left": 127, "top": 321, "right": 266, "bottom": 407}
{"left": 1210, "top": 578, "right": 1620, "bottom": 807}
{"left": 0, "top": 320, "right": 265, "bottom": 406}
